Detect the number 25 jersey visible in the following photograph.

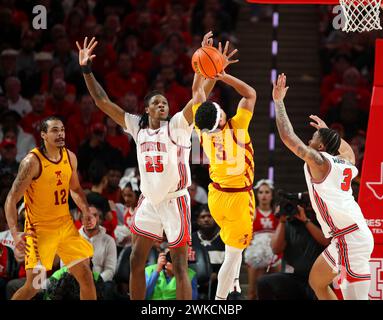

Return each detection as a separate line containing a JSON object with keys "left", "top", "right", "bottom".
{"left": 24, "top": 147, "right": 72, "bottom": 224}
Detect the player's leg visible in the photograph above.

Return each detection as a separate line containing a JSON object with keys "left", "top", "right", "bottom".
{"left": 169, "top": 245, "right": 192, "bottom": 300}
{"left": 209, "top": 188, "right": 253, "bottom": 300}
{"left": 57, "top": 216, "right": 96, "bottom": 299}
{"left": 309, "top": 254, "right": 338, "bottom": 300}
{"left": 129, "top": 234, "right": 155, "bottom": 300}
{"left": 11, "top": 268, "right": 44, "bottom": 300}
{"left": 69, "top": 258, "right": 96, "bottom": 300}
{"left": 129, "top": 197, "right": 163, "bottom": 299}
{"left": 162, "top": 194, "right": 192, "bottom": 299}
{"left": 12, "top": 224, "right": 56, "bottom": 300}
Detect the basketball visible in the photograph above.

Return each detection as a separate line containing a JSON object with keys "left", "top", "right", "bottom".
{"left": 191, "top": 46, "right": 225, "bottom": 79}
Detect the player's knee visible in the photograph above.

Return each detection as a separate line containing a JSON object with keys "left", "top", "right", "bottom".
{"left": 308, "top": 272, "right": 321, "bottom": 291}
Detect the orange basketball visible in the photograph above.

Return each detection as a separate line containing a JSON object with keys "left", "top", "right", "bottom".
{"left": 191, "top": 46, "right": 225, "bottom": 79}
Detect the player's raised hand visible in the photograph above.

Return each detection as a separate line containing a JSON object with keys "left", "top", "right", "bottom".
{"left": 309, "top": 115, "right": 328, "bottom": 130}
{"left": 201, "top": 31, "right": 214, "bottom": 47}
{"left": 218, "top": 41, "right": 239, "bottom": 69}
{"left": 76, "top": 36, "right": 98, "bottom": 66}
{"left": 272, "top": 73, "right": 289, "bottom": 102}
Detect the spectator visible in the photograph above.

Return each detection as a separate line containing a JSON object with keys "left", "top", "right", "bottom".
{"left": 114, "top": 176, "right": 140, "bottom": 250}
{"left": 52, "top": 35, "right": 81, "bottom": 84}
{"left": 245, "top": 179, "right": 281, "bottom": 300}
{"left": 0, "top": 110, "right": 35, "bottom": 162}
{"left": 44, "top": 265, "right": 104, "bottom": 300}
{"left": 105, "top": 53, "right": 147, "bottom": 100}
{"left": 77, "top": 122, "right": 124, "bottom": 183}
{"left": 0, "top": 49, "right": 18, "bottom": 87}
{"left": 0, "top": 139, "right": 19, "bottom": 179}
{"left": 16, "top": 30, "right": 38, "bottom": 88}
{"left": 191, "top": 205, "right": 225, "bottom": 300}
{"left": 20, "top": 94, "right": 48, "bottom": 144}
{"left": 5, "top": 76, "right": 32, "bottom": 117}
{"left": 257, "top": 200, "right": 331, "bottom": 300}
{"left": 65, "top": 94, "right": 104, "bottom": 153}
{"left": 25, "top": 51, "right": 54, "bottom": 98}
{"left": 104, "top": 116, "right": 131, "bottom": 159}
{"left": 102, "top": 165, "right": 123, "bottom": 203}
{"left": 79, "top": 203, "right": 117, "bottom": 299}
{"left": 145, "top": 250, "right": 198, "bottom": 300}
{"left": 45, "top": 78, "right": 78, "bottom": 123}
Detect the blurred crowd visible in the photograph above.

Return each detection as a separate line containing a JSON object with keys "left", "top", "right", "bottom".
{"left": 0, "top": 0, "right": 380, "bottom": 300}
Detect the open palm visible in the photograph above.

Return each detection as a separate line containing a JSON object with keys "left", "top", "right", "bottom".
{"left": 76, "top": 37, "right": 98, "bottom": 66}
{"left": 273, "top": 73, "right": 289, "bottom": 102}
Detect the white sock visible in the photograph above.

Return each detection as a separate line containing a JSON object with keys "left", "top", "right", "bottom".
{"left": 215, "top": 245, "right": 243, "bottom": 300}
{"left": 231, "top": 253, "right": 242, "bottom": 293}
{"left": 341, "top": 280, "right": 371, "bottom": 300}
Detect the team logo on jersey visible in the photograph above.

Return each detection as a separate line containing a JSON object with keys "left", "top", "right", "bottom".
{"left": 366, "top": 162, "right": 383, "bottom": 200}
{"left": 55, "top": 171, "right": 63, "bottom": 186}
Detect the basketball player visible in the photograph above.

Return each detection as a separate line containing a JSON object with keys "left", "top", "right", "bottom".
{"left": 272, "top": 73, "right": 374, "bottom": 300}
{"left": 76, "top": 33, "right": 236, "bottom": 299}
{"left": 193, "top": 66, "right": 257, "bottom": 300}
{"left": 5, "top": 116, "right": 96, "bottom": 300}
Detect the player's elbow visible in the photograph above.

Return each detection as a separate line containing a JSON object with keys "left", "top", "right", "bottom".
{"left": 248, "top": 88, "right": 257, "bottom": 100}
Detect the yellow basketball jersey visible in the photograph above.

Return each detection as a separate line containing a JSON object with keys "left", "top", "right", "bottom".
{"left": 194, "top": 105, "right": 254, "bottom": 189}
{"left": 24, "top": 147, "right": 73, "bottom": 224}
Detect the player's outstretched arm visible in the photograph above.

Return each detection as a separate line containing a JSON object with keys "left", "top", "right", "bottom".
{"left": 309, "top": 115, "right": 356, "bottom": 165}
{"left": 216, "top": 72, "right": 256, "bottom": 114}
{"left": 5, "top": 154, "right": 40, "bottom": 250}
{"left": 273, "top": 73, "right": 327, "bottom": 169}
{"left": 67, "top": 150, "right": 91, "bottom": 217}
{"left": 76, "top": 37, "right": 126, "bottom": 129}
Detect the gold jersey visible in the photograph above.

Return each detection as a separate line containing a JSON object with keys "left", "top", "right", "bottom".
{"left": 193, "top": 105, "right": 254, "bottom": 189}
{"left": 24, "top": 147, "right": 72, "bottom": 225}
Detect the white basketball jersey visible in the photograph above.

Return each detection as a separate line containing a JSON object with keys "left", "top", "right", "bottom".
{"left": 124, "top": 112, "right": 192, "bottom": 205}
{"left": 304, "top": 152, "right": 368, "bottom": 238}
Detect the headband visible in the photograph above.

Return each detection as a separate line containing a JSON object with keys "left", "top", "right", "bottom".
{"left": 209, "top": 102, "right": 222, "bottom": 132}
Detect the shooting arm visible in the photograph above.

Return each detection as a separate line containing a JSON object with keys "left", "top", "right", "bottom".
{"left": 183, "top": 73, "right": 216, "bottom": 124}
{"left": 219, "top": 73, "right": 256, "bottom": 113}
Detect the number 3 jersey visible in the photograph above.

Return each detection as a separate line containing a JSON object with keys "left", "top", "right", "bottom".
{"left": 124, "top": 112, "right": 193, "bottom": 205}
{"left": 304, "top": 151, "right": 368, "bottom": 238}
{"left": 24, "top": 147, "right": 72, "bottom": 224}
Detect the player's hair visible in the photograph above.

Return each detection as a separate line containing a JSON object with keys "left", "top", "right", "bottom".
{"left": 195, "top": 101, "right": 218, "bottom": 131}
{"left": 40, "top": 115, "right": 64, "bottom": 149}
{"left": 318, "top": 128, "right": 341, "bottom": 156}
{"left": 139, "top": 90, "right": 168, "bottom": 129}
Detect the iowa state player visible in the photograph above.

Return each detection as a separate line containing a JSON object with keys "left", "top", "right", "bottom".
{"left": 5, "top": 116, "right": 96, "bottom": 300}
{"left": 77, "top": 33, "right": 232, "bottom": 300}
{"left": 273, "top": 73, "right": 374, "bottom": 300}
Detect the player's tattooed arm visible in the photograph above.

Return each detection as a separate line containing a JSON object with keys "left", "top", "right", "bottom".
{"left": 273, "top": 74, "right": 325, "bottom": 167}
{"left": 5, "top": 154, "right": 39, "bottom": 235}
{"left": 77, "top": 37, "right": 126, "bottom": 129}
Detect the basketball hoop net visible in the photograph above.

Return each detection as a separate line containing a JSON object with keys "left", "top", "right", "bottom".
{"left": 339, "top": 0, "right": 382, "bottom": 32}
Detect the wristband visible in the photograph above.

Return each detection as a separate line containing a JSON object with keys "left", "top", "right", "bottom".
{"left": 304, "top": 218, "right": 311, "bottom": 225}
{"left": 81, "top": 59, "right": 92, "bottom": 74}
